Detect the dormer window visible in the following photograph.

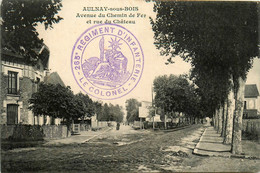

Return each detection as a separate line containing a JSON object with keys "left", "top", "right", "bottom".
{"left": 8, "top": 71, "right": 18, "bottom": 94}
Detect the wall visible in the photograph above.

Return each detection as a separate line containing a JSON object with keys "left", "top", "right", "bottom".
{"left": 19, "top": 77, "right": 34, "bottom": 124}
{"left": 0, "top": 125, "right": 70, "bottom": 141}
{"left": 0, "top": 73, "right": 8, "bottom": 124}
{"left": 244, "top": 97, "right": 257, "bottom": 110}
{"left": 42, "top": 125, "right": 70, "bottom": 139}
{"left": 139, "top": 101, "right": 152, "bottom": 118}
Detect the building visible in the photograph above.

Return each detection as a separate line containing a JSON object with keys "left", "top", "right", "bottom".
{"left": 243, "top": 84, "right": 260, "bottom": 119}
{"left": 139, "top": 101, "right": 160, "bottom": 122}
{"left": 44, "top": 71, "right": 65, "bottom": 87}
{"left": 1, "top": 44, "right": 61, "bottom": 125}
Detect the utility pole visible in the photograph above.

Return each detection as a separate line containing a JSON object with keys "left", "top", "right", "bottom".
{"left": 152, "top": 84, "right": 155, "bottom": 130}
{"left": 164, "top": 109, "right": 167, "bottom": 130}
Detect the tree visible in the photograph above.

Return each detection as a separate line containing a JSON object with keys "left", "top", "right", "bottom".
{"left": 1, "top": 0, "right": 63, "bottom": 63}
{"left": 148, "top": 106, "right": 156, "bottom": 129}
{"left": 151, "top": 1, "right": 258, "bottom": 154}
{"left": 126, "top": 98, "right": 140, "bottom": 123}
{"left": 109, "top": 104, "right": 124, "bottom": 123}
{"left": 72, "top": 94, "right": 87, "bottom": 122}
{"left": 191, "top": 65, "right": 231, "bottom": 134}
{"left": 74, "top": 93, "right": 95, "bottom": 121}
{"left": 93, "top": 101, "right": 103, "bottom": 121}
{"left": 95, "top": 103, "right": 124, "bottom": 122}
{"left": 29, "top": 83, "right": 76, "bottom": 131}
{"left": 153, "top": 74, "right": 201, "bottom": 127}
{"left": 184, "top": 82, "right": 202, "bottom": 124}
{"left": 100, "top": 103, "right": 111, "bottom": 121}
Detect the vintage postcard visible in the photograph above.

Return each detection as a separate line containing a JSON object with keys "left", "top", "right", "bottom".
{"left": 1, "top": 0, "right": 260, "bottom": 172}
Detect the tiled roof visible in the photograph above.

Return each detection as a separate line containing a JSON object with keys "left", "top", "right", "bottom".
{"left": 245, "top": 84, "right": 259, "bottom": 98}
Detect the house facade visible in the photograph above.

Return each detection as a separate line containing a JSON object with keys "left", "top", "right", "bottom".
{"left": 0, "top": 46, "right": 60, "bottom": 125}
{"left": 139, "top": 101, "right": 160, "bottom": 122}
{"left": 243, "top": 84, "right": 259, "bottom": 118}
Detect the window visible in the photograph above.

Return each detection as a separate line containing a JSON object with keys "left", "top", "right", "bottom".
{"left": 7, "top": 104, "right": 18, "bottom": 125}
{"left": 8, "top": 71, "right": 18, "bottom": 94}
{"left": 35, "top": 77, "right": 40, "bottom": 92}
{"left": 244, "top": 101, "right": 247, "bottom": 109}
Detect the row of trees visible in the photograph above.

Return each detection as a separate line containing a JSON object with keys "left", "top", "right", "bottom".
{"left": 29, "top": 83, "right": 124, "bottom": 128}
{"left": 96, "top": 103, "right": 124, "bottom": 123}
{"left": 153, "top": 74, "right": 201, "bottom": 128}
{"left": 151, "top": 1, "right": 259, "bottom": 154}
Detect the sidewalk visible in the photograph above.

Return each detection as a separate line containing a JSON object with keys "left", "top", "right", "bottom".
{"left": 193, "top": 126, "right": 260, "bottom": 159}
{"left": 43, "top": 127, "right": 112, "bottom": 146}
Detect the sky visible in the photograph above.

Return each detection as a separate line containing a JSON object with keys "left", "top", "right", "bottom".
{"left": 36, "top": 0, "right": 260, "bottom": 107}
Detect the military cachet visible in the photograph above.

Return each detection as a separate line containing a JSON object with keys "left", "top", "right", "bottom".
{"left": 71, "top": 24, "right": 144, "bottom": 100}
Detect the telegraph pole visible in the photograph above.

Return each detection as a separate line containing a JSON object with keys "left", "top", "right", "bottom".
{"left": 152, "top": 84, "right": 155, "bottom": 130}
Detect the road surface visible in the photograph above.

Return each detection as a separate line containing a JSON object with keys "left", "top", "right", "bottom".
{"left": 1, "top": 124, "right": 259, "bottom": 172}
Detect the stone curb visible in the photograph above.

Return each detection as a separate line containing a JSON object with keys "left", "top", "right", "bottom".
{"left": 193, "top": 126, "right": 207, "bottom": 155}
{"left": 230, "top": 154, "right": 260, "bottom": 160}
{"left": 192, "top": 127, "right": 260, "bottom": 160}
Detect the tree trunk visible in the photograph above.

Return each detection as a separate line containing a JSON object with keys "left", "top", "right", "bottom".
{"left": 66, "top": 119, "right": 72, "bottom": 137}
{"left": 164, "top": 114, "right": 167, "bottom": 129}
{"left": 214, "top": 114, "right": 216, "bottom": 127}
{"left": 213, "top": 113, "right": 215, "bottom": 127}
{"left": 224, "top": 90, "right": 234, "bottom": 144}
{"left": 37, "top": 115, "right": 40, "bottom": 125}
{"left": 153, "top": 116, "right": 155, "bottom": 130}
{"left": 215, "top": 109, "right": 219, "bottom": 131}
{"left": 217, "top": 106, "right": 223, "bottom": 134}
{"left": 140, "top": 118, "right": 142, "bottom": 130}
{"left": 221, "top": 102, "right": 227, "bottom": 137}
{"left": 231, "top": 77, "right": 245, "bottom": 155}
{"left": 218, "top": 107, "right": 223, "bottom": 134}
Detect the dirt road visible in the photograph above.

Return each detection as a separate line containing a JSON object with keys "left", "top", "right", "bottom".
{"left": 1, "top": 124, "right": 259, "bottom": 172}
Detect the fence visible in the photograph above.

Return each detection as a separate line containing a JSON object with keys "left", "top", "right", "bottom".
{"left": 0, "top": 125, "right": 70, "bottom": 141}
{"left": 242, "top": 119, "right": 260, "bottom": 142}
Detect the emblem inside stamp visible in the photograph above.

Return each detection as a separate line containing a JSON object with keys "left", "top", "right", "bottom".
{"left": 71, "top": 24, "right": 144, "bottom": 100}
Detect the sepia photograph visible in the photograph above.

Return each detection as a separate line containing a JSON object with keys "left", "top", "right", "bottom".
{"left": 0, "top": 0, "right": 260, "bottom": 172}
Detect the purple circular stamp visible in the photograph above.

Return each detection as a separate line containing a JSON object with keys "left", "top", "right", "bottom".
{"left": 71, "top": 24, "right": 144, "bottom": 100}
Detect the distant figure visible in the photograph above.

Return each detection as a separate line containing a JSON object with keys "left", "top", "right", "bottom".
{"left": 116, "top": 122, "right": 120, "bottom": 130}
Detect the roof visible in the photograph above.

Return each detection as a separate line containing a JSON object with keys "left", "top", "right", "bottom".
{"left": 44, "top": 72, "right": 65, "bottom": 87}
{"left": 245, "top": 84, "right": 259, "bottom": 98}
{"left": 2, "top": 39, "right": 49, "bottom": 69}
